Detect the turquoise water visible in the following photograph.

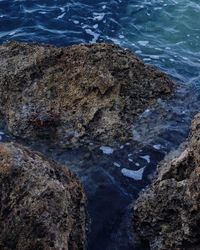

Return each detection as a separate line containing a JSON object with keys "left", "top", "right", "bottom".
{"left": 0, "top": 1, "right": 200, "bottom": 249}
{"left": 116, "top": 0, "right": 200, "bottom": 83}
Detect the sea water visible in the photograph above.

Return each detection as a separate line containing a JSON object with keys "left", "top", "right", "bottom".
{"left": 0, "top": 1, "right": 200, "bottom": 249}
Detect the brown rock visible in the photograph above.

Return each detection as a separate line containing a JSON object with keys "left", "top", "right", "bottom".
{"left": 0, "top": 142, "right": 87, "bottom": 250}
{"left": 133, "top": 112, "right": 200, "bottom": 250}
{"left": 0, "top": 41, "right": 173, "bottom": 146}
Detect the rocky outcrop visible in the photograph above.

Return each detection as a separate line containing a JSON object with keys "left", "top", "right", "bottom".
{"left": 0, "top": 41, "right": 173, "bottom": 146}
{"left": 0, "top": 142, "right": 87, "bottom": 250}
{"left": 133, "top": 112, "right": 200, "bottom": 250}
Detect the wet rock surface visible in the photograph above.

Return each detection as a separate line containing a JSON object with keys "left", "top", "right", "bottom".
{"left": 1, "top": 41, "right": 199, "bottom": 250}
{"left": 0, "top": 84, "right": 199, "bottom": 250}
{"left": 0, "top": 142, "right": 87, "bottom": 250}
{"left": 133, "top": 112, "right": 200, "bottom": 250}
{"left": 0, "top": 41, "right": 173, "bottom": 147}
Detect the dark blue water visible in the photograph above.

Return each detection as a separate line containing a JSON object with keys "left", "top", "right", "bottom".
{"left": 1, "top": 1, "right": 200, "bottom": 249}
{"left": 0, "top": 0, "right": 123, "bottom": 45}
{"left": 0, "top": 0, "right": 200, "bottom": 83}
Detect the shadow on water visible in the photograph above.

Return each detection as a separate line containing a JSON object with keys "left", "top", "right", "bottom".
{"left": 1, "top": 84, "right": 200, "bottom": 249}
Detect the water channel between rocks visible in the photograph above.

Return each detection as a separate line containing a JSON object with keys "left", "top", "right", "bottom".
{"left": 1, "top": 83, "right": 200, "bottom": 250}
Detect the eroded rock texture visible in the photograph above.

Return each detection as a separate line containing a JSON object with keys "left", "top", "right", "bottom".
{"left": 133, "top": 112, "right": 200, "bottom": 250}
{"left": 0, "top": 143, "right": 87, "bottom": 250}
{"left": 0, "top": 41, "right": 173, "bottom": 146}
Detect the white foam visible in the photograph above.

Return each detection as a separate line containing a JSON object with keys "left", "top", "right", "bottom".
{"left": 108, "top": 37, "right": 121, "bottom": 45}
{"left": 135, "top": 162, "right": 140, "bottom": 167}
{"left": 56, "top": 12, "right": 65, "bottom": 19}
{"left": 100, "top": 146, "right": 114, "bottom": 155}
{"left": 143, "top": 58, "right": 151, "bottom": 61}
{"left": 140, "top": 155, "right": 150, "bottom": 163}
{"left": 93, "top": 12, "right": 105, "bottom": 21}
{"left": 73, "top": 20, "right": 79, "bottom": 24}
{"left": 0, "top": 131, "right": 4, "bottom": 135}
{"left": 149, "top": 55, "right": 160, "bottom": 59}
{"left": 9, "top": 30, "right": 17, "bottom": 35}
{"left": 85, "top": 29, "right": 99, "bottom": 43}
{"left": 153, "top": 144, "right": 162, "bottom": 150}
{"left": 138, "top": 40, "right": 149, "bottom": 46}
{"left": 128, "top": 158, "right": 133, "bottom": 162}
{"left": 141, "top": 108, "right": 151, "bottom": 117}
{"left": 121, "top": 167, "right": 145, "bottom": 181}
{"left": 113, "top": 162, "right": 121, "bottom": 168}
{"left": 93, "top": 24, "right": 98, "bottom": 29}
{"left": 132, "top": 129, "right": 141, "bottom": 141}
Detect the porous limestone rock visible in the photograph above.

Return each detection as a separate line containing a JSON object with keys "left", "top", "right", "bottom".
{"left": 0, "top": 142, "right": 87, "bottom": 250}
{"left": 0, "top": 41, "right": 173, "bottom": 146}
{"left": 133, "top": 112, "right": 200, "bottom": 250}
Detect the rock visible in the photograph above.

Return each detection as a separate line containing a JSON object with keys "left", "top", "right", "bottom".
{"left": 133, "top": 112, "right": 200, "bottom": 250}
{"left": 0, "top": 41, "right": 173, "bottom": 146}
{"left": 0, "top": 142, "right": 87, "bottom": 250}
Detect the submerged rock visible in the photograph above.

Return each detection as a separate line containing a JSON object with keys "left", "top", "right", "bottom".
{"left": 0, "top": 41, "right": 173, "bottom": 146}
{"left": 133, "top": 112, "right": 200, "bottom": 249}
{"left": 0, "top": 142, "right": 87, "bottom": 250}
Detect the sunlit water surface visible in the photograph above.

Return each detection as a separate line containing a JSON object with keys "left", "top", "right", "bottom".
{"left": 0, "top": 0, "right": 200, "bottom": 249}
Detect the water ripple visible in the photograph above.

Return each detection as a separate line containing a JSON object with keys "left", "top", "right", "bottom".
{"left": 1, "top": 0, "right": 199, "bottom": 84}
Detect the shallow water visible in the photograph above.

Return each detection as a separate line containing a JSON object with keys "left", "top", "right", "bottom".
{"left": 1, "top": 85, "right": 200, "bottom": 250}
{"left": 0, "top": 0, "right": 200, "bottom": 249}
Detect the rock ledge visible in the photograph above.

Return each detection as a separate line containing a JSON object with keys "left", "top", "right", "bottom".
{"left": 0, "top": 41, "right": 173, "bottom": 146}
{"left": 134, "top": 112, "right": 200, "bottom": 250}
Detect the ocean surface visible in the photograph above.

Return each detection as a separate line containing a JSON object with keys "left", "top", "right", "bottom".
{"left": 0, "top": 0, "right": 200, "bottom": 249}
{"left": 0, "top": 0, "right": 200, "bottom": 83}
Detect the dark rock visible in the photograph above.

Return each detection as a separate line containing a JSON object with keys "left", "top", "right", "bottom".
{"left": 0, "top": 41, "right": 173, "bottom": 146}
{"left": 133, "top": 112, "right": 200, "bottom": 250}
{"left": 0, "top": 142, "right": 87, "bottom": 250}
